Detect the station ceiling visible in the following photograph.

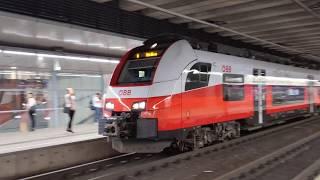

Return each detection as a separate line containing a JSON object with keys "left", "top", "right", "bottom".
{"left": 93, "top": 0, "right": 320, "bottom": 63}
{"left": 0, "top": 0, "right": 319, "bottom": 68}
{"left": 0, "top": 12, "right": 142, "bottom": 58}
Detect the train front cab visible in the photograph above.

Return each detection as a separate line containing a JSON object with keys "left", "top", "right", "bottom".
{"left": 100, "top": 39, "right": 198, "bottom": 153}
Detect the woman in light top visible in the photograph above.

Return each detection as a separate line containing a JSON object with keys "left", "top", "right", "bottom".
{"left": 26, "top": 93, "right": 37, "bottom": 131}
{"left": 64, "top": 88, "right": 76, "bottom": 133}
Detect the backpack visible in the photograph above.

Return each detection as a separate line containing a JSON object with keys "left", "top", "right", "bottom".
{"left": 89, "top": 99, "right": 95, "bottom": 110}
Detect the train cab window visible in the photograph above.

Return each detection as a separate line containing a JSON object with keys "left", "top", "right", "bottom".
{"left": 223, "top": 74, "right": 244, "bottom": 101}
{"left": 185, "top": 62, "right": 211, "bottom": 91}
{"left": 272, "top": 86, "right": 305, "bottom": 105}
{"left": 118, "top": 58, "right": 159, "bottom": 84}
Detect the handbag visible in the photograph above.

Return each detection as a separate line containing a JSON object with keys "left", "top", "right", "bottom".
{"left": 63, "top": 106, "right": 70, "bottom": 114}
{"left": 63, "top": 95, "right": 72, "bottom": 113}
{"left": 30, "top": 105, "right": 37, "bottom": 112}
{"left": 63, "top": 102, "right": 70, "bottom": 114}
{"left": 89, "top": 99, "right": 96, "bottom": 110}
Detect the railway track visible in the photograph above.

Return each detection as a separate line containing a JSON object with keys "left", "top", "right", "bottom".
{"left": 21, "top": 116, "right": 320, "bottom": 180}
{"left": 20, "top": 152, "right": 166, "bottom": 180}
{"left": 216, "top": 129, "right": 320, "bottom": 180}
{"left": 84, "top": 116, "right": 320, "bottom": 180}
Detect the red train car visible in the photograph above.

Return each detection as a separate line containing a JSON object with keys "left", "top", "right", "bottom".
{"left": 100, "top": 37, "right": 320, "bottom": 153}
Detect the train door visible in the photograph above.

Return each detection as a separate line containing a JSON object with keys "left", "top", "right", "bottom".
{"left": 181, "top": 62, "right": 212, "bottom": 130}
{"left": 253, "top": 69, "right": 266, "bottom": 125}
{"left": 307, "top": 75, "right": 315, "bottom": 114}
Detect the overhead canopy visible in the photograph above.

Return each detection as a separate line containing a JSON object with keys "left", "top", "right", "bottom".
{"left": 99, "top": 0, "right": 320, "bottom": 63}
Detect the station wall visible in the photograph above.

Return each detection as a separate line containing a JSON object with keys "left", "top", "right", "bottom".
{"left": 0, "top": 53, "right": 116, "bottom": 133}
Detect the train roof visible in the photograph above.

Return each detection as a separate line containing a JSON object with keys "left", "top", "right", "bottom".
{"left": 194, "top": 49, "right": 320, "bottom": 81}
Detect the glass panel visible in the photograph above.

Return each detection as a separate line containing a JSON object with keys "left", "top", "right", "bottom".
{"left": 185, "top": 62, "right": 211, "bottom": 91}
{"left": 272, "top": 86, "right": 305, "bottom": 105}
{"left": 223, "top": 85, "right": 245, "bottom": 101}
{"left": 118, "top": 58, "right": 158, "bottom": 84}
{"left": 0, "top": 70, "right": 104, "bottom": 133}
{"left": 223, "top": 74, "right": 244, "bottom": 83}
{"left": 0, "top": 71, "right": 50, "bottom": 132}
{"left": 56, "top": 74, "right": 103, "bottom": 126}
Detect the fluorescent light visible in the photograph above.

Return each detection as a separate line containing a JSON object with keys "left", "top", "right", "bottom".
{"left": 109, "top": 60, "right": 119, "bottom": 64}
{"left": 54, "top": 61, "right": 61, "bottom": 71}
{"left": 88, "top": 57, "right": 108, "bottom": 62}
{"left": 0, "top": 71, "right": 50, "bottom": 76}
{"left": 88, "top": 58, "right": 119, "bottom": 64}
{"left": 37, "top": 53, "right": 119, "bottom": 63}
{"left": 0, "top": 72, "right": 13, "bottom": 75}
{"left": 3, "top": 50, "right": 36, "bottom": 56}
{"left": 37, "top": 53, "right": 65, "bottom": 59}
{"left": 10, "top": 66, "right": 17, "bottom": 69}
{"left": 109, "top": 46, "right": 125, "bottom": 49}
{"left": 1, "top": 49, "right": 119, "bottom": 64}
{"left": 57, "top": 73, "right": 102, "bottom": 78}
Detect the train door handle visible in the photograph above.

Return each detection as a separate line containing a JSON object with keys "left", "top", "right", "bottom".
{"left": 186, "top": 111, "right": 190, "bottom": 119}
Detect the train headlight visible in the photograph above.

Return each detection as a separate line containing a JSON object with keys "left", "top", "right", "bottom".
{"left": 105, "top": 102, "right": 114, "bottom": 110}
{"left": 132, "top": 101, "right": 146, "bottom": 110}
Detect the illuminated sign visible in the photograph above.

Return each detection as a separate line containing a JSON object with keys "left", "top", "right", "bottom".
{"left": 133, "top": 51, "right": 160, "bottom": 59}
{"left": 145, "top": 51, "right": 158, "bottom": 57}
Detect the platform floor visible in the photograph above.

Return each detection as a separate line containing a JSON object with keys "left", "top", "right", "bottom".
{"left": 0, "top": 123, "right": 103, "bottom": 155}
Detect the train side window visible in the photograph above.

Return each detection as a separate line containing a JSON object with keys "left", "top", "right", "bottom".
{"left": 185, "top": 62, "right": 211, "bottom": 91}
{"left": 272, "top": 86, "right": 305, "bottom": 105}
{"left": 223, "top": 74, "right": 244, "bottom": 101}
{"left": 253, "top": 68, "right": 266, "bottom": 76}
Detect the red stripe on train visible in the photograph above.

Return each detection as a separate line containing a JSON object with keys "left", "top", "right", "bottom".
{"left": 105, "top": 84, "right": 319, "bottom": 131}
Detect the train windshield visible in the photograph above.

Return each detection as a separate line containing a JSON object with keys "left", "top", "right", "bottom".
{"left": 117, "top": 57, "right": 159, "bottom": 84}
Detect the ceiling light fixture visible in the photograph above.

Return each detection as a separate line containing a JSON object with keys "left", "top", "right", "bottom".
{"left": 56, "top": 73, "right": 102, "bottom": 78}
{"left": 1, "top": 50, "right": 119, "bottom": 64}
{"left": 38, "top": 56, "right": 44, "bottom": 61}
{"left": 3, "top": 50, "right": 36, "bottom": 56}
{"left": 109, "top": 46, "right": 125, "bottom": 49}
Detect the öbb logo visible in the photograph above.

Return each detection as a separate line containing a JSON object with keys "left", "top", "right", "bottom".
{"left": 119, "top": 90, "right": 131, "bottom": 96}
{"left": 222, "top": 65, "right": 232, "bottom": 72}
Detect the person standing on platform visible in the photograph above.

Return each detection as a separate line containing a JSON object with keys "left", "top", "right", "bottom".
{"left": 26, "top": 93, "right": 37, "bottom": 131}
{"left": 92, "top": 92, "right": 102, "bottom": 123}
{"left": 64, "top": 88, "right": 76, "bottom": 133}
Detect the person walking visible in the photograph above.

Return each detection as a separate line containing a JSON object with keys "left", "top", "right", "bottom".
{"left": 92, "top": 92, "right": 102, "bottom": 123}
{"left": 26, "top": 93, "right": 37, "bottom": 131}
{"left": 64, "top": 88, "right": 76, "bottom": 133}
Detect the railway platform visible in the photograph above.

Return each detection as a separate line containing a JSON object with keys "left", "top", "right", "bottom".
{"left": 0, "top": 124, "right": 101, "bottom": 154}
{"left": 0, "top": 124, "right": 118, "bottom": 179}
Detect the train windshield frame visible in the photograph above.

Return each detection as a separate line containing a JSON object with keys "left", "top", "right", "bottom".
{"left": 117, "top": 57, "right": 160, "bottom": 84}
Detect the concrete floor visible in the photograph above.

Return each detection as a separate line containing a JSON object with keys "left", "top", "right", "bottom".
{"left": 0, "top": 123, "right": 101, "bottom": 154}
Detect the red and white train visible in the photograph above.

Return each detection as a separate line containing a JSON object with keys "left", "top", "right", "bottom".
{"left": 100, "top": 36, "right": 320, "bottom": 153}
